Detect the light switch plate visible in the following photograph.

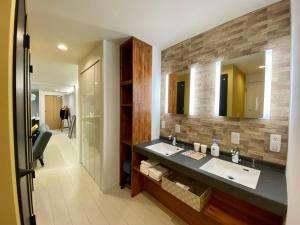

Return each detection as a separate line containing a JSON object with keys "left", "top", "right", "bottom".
{"left": 270, "top": 134, "right": 281, "bottom": 152}
{"left": 175, "top": 124, "right": 180, "bottom": 133}
{"left": 161, "top": 121, "right": 166, "bottom": 129}
{"left": 231, "top": 132, "right": 240, "bottom": 145}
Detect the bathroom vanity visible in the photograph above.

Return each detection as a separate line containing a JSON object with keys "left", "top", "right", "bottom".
{"left": 132, "top": 139, "right": 287, "bottom": 225}
{"left": 126, "top": 1, "right": 290, "bottom": 224}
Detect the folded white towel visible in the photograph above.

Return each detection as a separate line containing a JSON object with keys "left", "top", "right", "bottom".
{"left": 149, "top": 165, "right": 169, "bottom": 181}
{"left": 140, "top": 163, "right": 151, "bottom": 168}
{"left": 140, "top": 167, "right": 149, "bottom": 176}
{"left": 149, "top": 171, "right": 165, "bottom": 181}
{"left": 141, "top": 159, "right": 159, "bottom": 167}
{"left": 149, "top": 165, "right": 168, "bottom": 176}
{"left": 149, "top": 175, "right": 161, "bottom": 182}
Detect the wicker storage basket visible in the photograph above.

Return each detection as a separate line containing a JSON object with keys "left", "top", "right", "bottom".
{"left": 162, "top": 173, "right": 211, "bottom": 212}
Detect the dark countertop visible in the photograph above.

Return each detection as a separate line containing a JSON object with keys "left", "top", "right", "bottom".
{"left": 134, "top": 139, "right": 287, "bottom": 216}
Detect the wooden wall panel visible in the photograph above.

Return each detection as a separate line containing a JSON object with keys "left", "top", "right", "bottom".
{"left": 160, "top": 0, "right": 290, "bottom": 165}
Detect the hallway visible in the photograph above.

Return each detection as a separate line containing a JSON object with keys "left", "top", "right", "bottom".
{"left": 33, "top": 133, "right": 186, "bottom": 225}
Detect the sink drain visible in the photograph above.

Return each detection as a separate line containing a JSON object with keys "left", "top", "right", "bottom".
{"left": 227, "top": 176, "right": 234, "bottom": 180}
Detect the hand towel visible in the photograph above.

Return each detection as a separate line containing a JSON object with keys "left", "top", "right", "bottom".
{"left": 141, "top": 159, "right": 159, "bottom": 167}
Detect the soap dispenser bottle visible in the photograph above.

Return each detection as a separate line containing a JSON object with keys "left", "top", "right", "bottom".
{"left": 211, "top": 139, "right": 220, "bottom": 157}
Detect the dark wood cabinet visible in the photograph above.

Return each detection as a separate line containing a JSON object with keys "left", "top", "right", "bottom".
{"left": 119, "top": 37, "right": 152, "bottom": 188}
{"left": 131, "top": 151, "right": 283, "bottom": 225}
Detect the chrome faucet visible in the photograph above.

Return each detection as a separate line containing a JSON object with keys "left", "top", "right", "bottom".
{"left": 252, "top": 159, "right": 256, "bottom": 168}
{"left": 168, "top": 135, "right": 177, "bottom": 146}
{"left": 231, "top": 146, "right": 241, "bottom": 164}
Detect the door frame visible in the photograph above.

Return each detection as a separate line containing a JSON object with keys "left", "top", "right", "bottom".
{"left": 0, "top": 0, "right": 22, "bottom": 224}
{"left": 12, "top": 0, "right": 35, "bottom": 224}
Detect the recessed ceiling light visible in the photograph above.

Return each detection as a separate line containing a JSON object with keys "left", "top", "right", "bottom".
{"left": 57, "top": 43, "right": 68, "bottom": 51}
{"left": 258, "top": 65, "right": 265, "bottom": 69}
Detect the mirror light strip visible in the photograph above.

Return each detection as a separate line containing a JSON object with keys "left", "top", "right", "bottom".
{"left": 214, "top": 61, "right": 221, "bottom": 116}
{"left": 189, "top": 68, "right": 196, "bottom": 115}
{"left": 165, "top": 74, "right": 169, "bottom": 114}
{"left": 263, "top": 49, "right": 272, "bottom": 119}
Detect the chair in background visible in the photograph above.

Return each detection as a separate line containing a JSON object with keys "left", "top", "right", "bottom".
{"left": 32, "top": 124, "right": 52, "bottom": 166}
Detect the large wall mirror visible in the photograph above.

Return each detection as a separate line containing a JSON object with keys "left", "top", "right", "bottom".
{"left": 164, "top": 51, "right": 272, "bottom": 119}
{"left": 166, "top": 70, "right": 190, "bottom": 115}
{"left": 217, "top": 51, "right": 271, "bottom": 119}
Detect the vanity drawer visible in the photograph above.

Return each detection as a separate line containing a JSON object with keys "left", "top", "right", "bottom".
{"left": 162, "top": 173, "right": 211, "bottom": 212}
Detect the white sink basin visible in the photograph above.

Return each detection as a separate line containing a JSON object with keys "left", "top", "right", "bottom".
{"left": 146, "top": 142, "right": 183, "bottom": 157}
{"left": 200, "top": 158, "right": 261, "bottom": 189}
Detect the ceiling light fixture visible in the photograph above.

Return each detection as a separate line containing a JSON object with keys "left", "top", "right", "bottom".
{"left": 258, "top": 65, "right": 265, "bottom": 69}
{"left": 57, "top": 43, "right": 68, "bottom": 51}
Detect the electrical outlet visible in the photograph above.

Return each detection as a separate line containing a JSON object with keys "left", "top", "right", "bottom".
{"left": 161, "top": 120, "right": 166, "bottom": 129}
{"left": 270, "top": 134, "right": 281, "bottom": 152}
{"left": 231, "top": 132, "right": 240, "bottom": 145}
{"left": 175, "top": 124, "right": 181, "bottom": 133}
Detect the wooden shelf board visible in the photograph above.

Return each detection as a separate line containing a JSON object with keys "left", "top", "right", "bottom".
{"left": 121, "top": 80, "right": 132, "bottom": 86}
{"left": 121, "top": 139, "right": 132, "bottom": 146}
{"left": 121, "top": 104, "right": 132, "bottom": 107}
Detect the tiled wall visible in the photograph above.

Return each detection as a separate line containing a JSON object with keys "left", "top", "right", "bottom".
{"left": 160, "top": 0, "right": 290, "bottom": 165}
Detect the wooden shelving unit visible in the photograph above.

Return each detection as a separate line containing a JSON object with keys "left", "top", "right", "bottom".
{"left": 121, "top": 139, "right": 132, "bottom": 146}
{"left": 119, "top": 37, "right": 152, "bottom": 188}
{"left": 121, "top": 80, "right": 132, "bottom": 86}
{"left": 121, "top": 104, "right": 132, "bottom": 107}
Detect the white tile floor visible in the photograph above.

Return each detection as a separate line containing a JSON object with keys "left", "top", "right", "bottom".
{"left": 33, "top": 133, "right": 187, "bottom": 225}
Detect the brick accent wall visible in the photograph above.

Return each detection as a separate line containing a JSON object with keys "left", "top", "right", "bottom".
{"left": 160, "top": 0, "right": 290, "bottom": 165}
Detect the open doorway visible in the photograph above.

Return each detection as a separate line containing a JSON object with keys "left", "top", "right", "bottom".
{"left": 30, "top": 81, "right": 79, "bottom": 168}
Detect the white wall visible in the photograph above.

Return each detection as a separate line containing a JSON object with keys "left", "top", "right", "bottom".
{"left": 79, "top": 43, "right": 102, "bottom": 73}
{"left": 75, "top": 84, "right": 80, "bottom": 145}
{"left": 77, "top": 41, "right": 161, "bottom": 191}
{"left": 38, "top": 90, "right": 64, "bottom": 125}
{"left": 151, "top": 46, "right": 161, "bottom": 140}
{"left": 246, "top": 73, "right": 264, "bottom": 83}
{"left": 101, "top": 40, "right": 120, "bottom": 191}
{"left": 63, "top": 91, "right": 76, "bottom": 116}
{"left": 31, "top": 54, "right": 78, "bottom": 86}
{"left": 286, "top": 0, "right": 300, "bottom": 224}
{"left": 62, "top": 91, "right": 76, "bottom": 128}
{"left": 31, "top": 91, "right": 39, "bottom": 117}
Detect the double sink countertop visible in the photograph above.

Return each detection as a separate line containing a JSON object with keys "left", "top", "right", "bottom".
{"left": 134, "top": 139, "right": 287, "bottom": 216}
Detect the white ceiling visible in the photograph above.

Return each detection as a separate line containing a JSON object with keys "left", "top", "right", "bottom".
{"left": 30, "top": 52, "right": 78, "bottom": 92}
{"left": 27, "top": 0, "right": 279, "bottom": 88}
{"left": 28, "top": 0, "right": 280, "bottom": 52}
{"left": 31, "top": 83, "right": 75, "bottom": 94}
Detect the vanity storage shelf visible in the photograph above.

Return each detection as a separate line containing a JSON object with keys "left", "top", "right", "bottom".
{"left": 119, "top": 37, "right": 152, "bottom": 188}
{"left": 132, "top": 144, "right": 284, "bottom": 225}
{"left": 162, "top": 173, "right": 212, "bottom": 212}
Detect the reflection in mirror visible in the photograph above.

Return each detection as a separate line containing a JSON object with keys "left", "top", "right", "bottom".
{"left": 219, "top": 52, "right": 267, "bottom": 118}
{"left": 167, "top": 70, "right": 190, "bottom": 115}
